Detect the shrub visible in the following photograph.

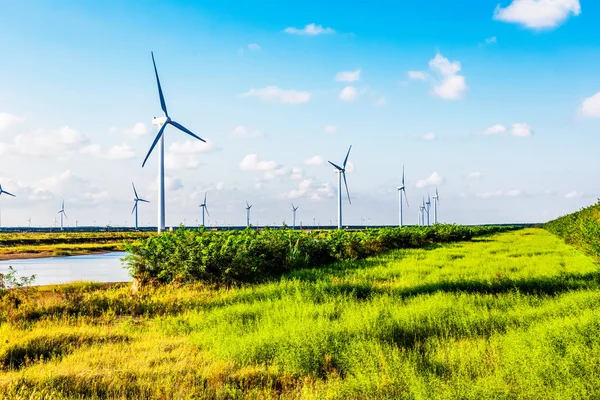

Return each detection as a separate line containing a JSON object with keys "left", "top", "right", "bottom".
{"left": 545, "top": 201, "right": 600, "bottom": 259}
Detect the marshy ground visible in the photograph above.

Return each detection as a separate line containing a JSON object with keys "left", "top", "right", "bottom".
{"left": 1, "top": 228, "right": 599, "bottom": 399}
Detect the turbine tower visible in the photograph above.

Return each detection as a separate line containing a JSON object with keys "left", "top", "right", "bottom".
{"left": 58, "top": 200, "right": 67, "bottom": 231}
{"left": 433, "top": 187, "right": 440, "bottom": 224}
{"left": 200, "top": 192, "right": 209, "bottom": 227}
{"left": 426, "top": 193, "right": 431, "bottom": 226}
{"left": 328, "top": 145, "right": 352, "bottom": 229}
{"left": 419, "top": 198, "right": 426, "bottom": 227}
{"left": 397, "top": 165, "right": 409, "bottom": 227}
{"left": 246, "top": 201, "right": 252, "bottom": 227}
{"left": 132, "top": 183, "right": 149, "bottom": 230}
{"left": 0, "top": 184, "right": 15, "bottom": 229}
{"left": 291, "top": 203, "right": 299, "bottom": 229}
{"left": 142, "top": 52, "right": 206, "bottom": 234}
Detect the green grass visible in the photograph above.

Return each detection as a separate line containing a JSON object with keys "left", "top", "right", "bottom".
{"left": 1, "top": 228, "right": 599, "bottom": 399}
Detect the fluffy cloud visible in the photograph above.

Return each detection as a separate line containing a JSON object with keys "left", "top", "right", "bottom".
{"left": 169, "top": 139, "right": 216, "bottom": 155}
{"left": 324, "top": 125, "right": 338, "bottom": 134}
{"left": 335, "top": 69, "right": 361, "bottom": 82}
{"left": 241, "top": 86, "right": 311, "bottom": 104}
{"left": 290, "top": 167, "right": 304, "bottom": 180}
{"left": 284, "top": 23, "right": 335, "bottom": 36}
{"left": 0, "top": 112, "right": 23, "bottom": 132}
{"left": 493, "top": 0, "right": 581, "bottom": 29}
{"left": 483, "top": 124, "right": 507, "bottom": 135}
{"left": 565, "top": 191, "right": 583, "bottom": 199}
{"left": 304, "top": 155, "right": 326, "bottom": 166}
{"left": 407, "top": 71, "right": 427, "bottom": 81}
{"left": 284, "top": 179, "right": 334, "bottom": 200}
{"left": 482, "top": 123, "right": 533, "bottom": 137}
{"left": 164, "top": 153, "right": 199, "bottom": 170}
{"left": 428, "top": 53, "right": 468, "bottom": 100}
{"left": 485, "top": 36, "right": 498, "bottom": 44}
{"left": 579, "top": 92, "right": 600, "bottom": 118}
{"left": 339, "top": 86, "right": 358, "bottom": 102}
{"left": 232, "top": 126, "right": 262, "bottom": 138}
{"left": 0, "top": 126, "right": 89, "bottom": 157}
{"left": 239, "top": 154, "right": 279, "bottom": 171}
{"left": 125, "top": 122, "right": 151, "bottom": 138}
{"left": 81, "top": 143, "right": 135, "bottom": 160}
{"left": 422, "top": 133, "right": 436, "bottom": 141}
{"left": 165, "top": 176, "right": 184, "bottom": 191}
{"left": 248, "top": 43, "right": 261, "bottom": 51}
{"left": 416, "top": 172, "right": 443, "bottom": 188}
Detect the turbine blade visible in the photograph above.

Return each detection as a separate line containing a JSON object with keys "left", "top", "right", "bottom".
{"left": 205, "top": 206, "right": 210, "bottom": 217}
{"left": 204, "top": 191, "right": 207, "bottom": 204}
{"left": 142, "top": 122, "right": 167, "bottom": 168}
{"left": 139, "top": 198, "right": 150, "bottom": 203}
{"left": 403, "top": 189, "right": 409, "bottom": 207}
{"left": 328, "top": 161, "right": 343, "bottom": 170}
{"left": 3, "top": 191, "right": 15, "bottom": 197}
{"left": 170, "top": 120, "right": 206, "bottom": 143}
{"left": 343, "top": 145, "right": 352, "bottom": 168}
{"left": 132, "top": 203, "right": 137, "bottom": 215}
{"left": 246, "top": 200, "right": 249, "bottom": 208}
{"left": 132, "top": 183, "right": 138, "bottom": 199}
{"left": 343, "top": 172, "right": 351, "bottom": 205}
{"left": 402, "top": 165, "right": 405, "bottom": 185}
{"left": 151, "top": 51, "right": 169, "bottom": 117}
{"left": 63, "top": 212, "right": 68, "bottom": 220}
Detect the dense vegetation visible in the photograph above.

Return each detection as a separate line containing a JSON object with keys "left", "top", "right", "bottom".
{"left": 545, "top": 200, "right": 600, "bottom": 259}
{"left": 1, "top": 229, "right": 600, "bottom": 398}
{"left": 124, "top": 225, "right": 516, "bottom": 284}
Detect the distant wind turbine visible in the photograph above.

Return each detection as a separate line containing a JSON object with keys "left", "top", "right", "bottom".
{"left": 132, "top": 183, "right": 149, "bottom": 230}
{"left": 200, "top": 192, "right": 209, "bottom": 227}
{"left": 28, "top": 217, "right": 31, "bottom": 228}
{"left": 0, "top": 184, "right": 15, "bottom": 229}
{"left": 142, "top": 52, "right": 206, "bottom": 234}
{"left": 291, "top": 203, "right": 299, "bottom": 229}
{"left": 419, "top": 198, "right": 426, "bottom": 227}
{"left": 328, "top": 145, "right": 352, "bottom": 229}
{"left": 433, "top": 187, "right": 440, "bottom": 224}
{"left": 426, "top": 193, "right": 431, "bottom": 226}
{"left": 246, "top": 201, "right": 252, "bottom": 227}
{"left": 397, "top": 165, "right": 409, "bottom": 227}
{"left": 58, "top": 200, "right": 67, "bottom": 231}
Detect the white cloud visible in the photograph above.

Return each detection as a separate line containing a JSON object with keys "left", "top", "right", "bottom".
{"left": 339, "top": 86, "right": 358, "bottom": 102}
{"left": 104, "top": 143, "right": 135, "bottom": 160}
{"left": 125, "top": 122, "right": 150, "bottom": 138}
{"left": 416, "top": 172, "right": 443, "bottom": 188}
{"left": 493, "top": 0, "right": 581, "bottom": 29}
{"left": 408, "top": 71, "right": 427, "bottom": 80}
{"left": 291, "top": 167, "right": 304, "bottom": 180}
{"left": 241, "top": 86, "right": 311, "bottom": 104}
{"left": 284, "top": 179, "right": 334, "bottom": 200}
{"left": 0, "top": 112, "right": 23, "bottom": 132}
{"left": 304, "top": 155, "right": 326, "bottom": 166}
{"left": 240, "top": 154, "right": 278, "bottom": 171}
{"left": 165, "top": 176, "right": 184, "bottom": 191}
{"left": 466, "top": 172, "right": 484, "bottom": 180}
{"left": 422, "top": 133, "right": 436, "bottom": 141}
{"left": 483, "top": 124, "right": 507, "bottom": 135}
{"left": 169, "top": 139, "right": 216, "bottom": 155}
{"left": 248, "top": 43, "right": 261, "bottom": 51}
{"left": 324, "top": 125, "right": 338, "bottom": 134}
{"left": 476, "top": 190, "right": 522, "bottom": 198}
{"left": 335, "top": 69, "right": 361, "bottom": 82}
{"left": 232, "top": 126, "right": 262, "bottom": 138}
{"left": 511, "top": 123, "right": 533, "bottom": 137}
{"left": 428, "top": 53, "right": 468, "bottom": 100}
{"left": 284, "top": 23, "right": 335, "bottom": 36}
{"left": 0, "top": 126, "right": 89, "bottom": 157}
{"left": 375, "top": 97, "right": 387, "bottom": 106}
{"left": 164, "top": 153, "right": 199, "bottom": 170}
{"left": 485, "top": 36, "right": 498, "bottom": 44}
{"left": 579, "top": 92, "right": 600, "bottom": 118}
{"left": 565, "top": 191, "right": 583, "bottom": 199}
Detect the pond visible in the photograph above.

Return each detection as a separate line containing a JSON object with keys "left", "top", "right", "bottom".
{"left": 0, "top": 252, "right": 131, "bottom": 286}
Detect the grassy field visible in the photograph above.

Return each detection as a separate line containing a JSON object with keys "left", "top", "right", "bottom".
{"left": 0, "top": 232, "right": 155, "bottom": 259}
{"left": 1, "top": 228, "right": 599, "bottom": 399}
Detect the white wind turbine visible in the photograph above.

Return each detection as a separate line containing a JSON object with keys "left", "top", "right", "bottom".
{"left": 132, "top": 183, "right": 149, "bottom": 230}
{"left": 419, "top": 197, "right": 426, "bottom": 226}
{"left": 432, "top": 187, "right": 440, "bottom": 224}
{"left": 328, "top": 145, "right": 352, "bottom": 229}
{"left": 142, "top": 52, "right": 206, "bottom": 233}
{"left": 397, "top": 165, "right": 409, "bottom": 227}
{"left": 291, "top": 203, "right": 299, "bottom": 229}
{"left": 199, "top": 192, "right": 209, "bottom": 227}
{"left": 0, "top": 184, "right": 15, "bottom": 229}
{"left": 426, "top": 193, "right": 431, "bottom": 226}
{"left": 57, "top": 200, "right": 67, "bottom": 231}
{"left": 246, "top": 201, "right": 252, "bottom": 227}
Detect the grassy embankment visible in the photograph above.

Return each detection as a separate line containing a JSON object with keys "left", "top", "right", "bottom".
{"left": 0, "top": 232, "right": 155, "bottom": 260}
{"left": 545, "top": 200, "right": 600, "bottom": 260}
{"left": 1, "top": 227, "right": 600, "bottom": 398}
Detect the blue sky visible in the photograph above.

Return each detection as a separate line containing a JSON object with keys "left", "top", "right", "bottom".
{"left": 0, "top": 0, "right": 597, "bottom": 227}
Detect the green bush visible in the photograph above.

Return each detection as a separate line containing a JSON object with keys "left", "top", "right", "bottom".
{"left": 545, "top": 201, "right": 600, "bottom": 259}
{"left": 123, "top": 225, "right": 517, "bottom": 285}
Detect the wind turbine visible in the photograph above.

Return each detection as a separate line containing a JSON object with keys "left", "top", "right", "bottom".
{"left": 132, "top": 183, "right": 149, "bottom": 230}
{"left": 0, "top": 184, "right": 15, "bottom": 229}
{"left": 28, "top": 217, "right": 31, "bottom": 228}
{"left": 200, "top": 192, "right": 209, "bottom": 227}
{"left": 291, "top": 203, "right": 299, "bottom": 229}
{"left": 57, "top": 200, "right": 67, "bottom": 231}
{"left": 142, "top": 52, "right": 206, "bottom": 234}
{"left": 425, "top": 193, "right": 431, "bottom": 226}
{"left": 433, "top": 187, "right": 440, "bottom": 224}
{"left": 328, "top": 145, "right": 352, "bottom": 229}
{"left": 246, "top": 201, "right": 252, "bottom": 227}
{"left": 419, "top": 198, "right": 426, "bottom": 226}
{"left": 397, "top": 165, "right": 409, "bottom": 227}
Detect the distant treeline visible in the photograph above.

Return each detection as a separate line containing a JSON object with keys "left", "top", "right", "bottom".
{"left": 124, "top": 225, "right": 518, "bottom": 284}
{"left": 545, "top": 201, "right": 600, "bottom": 259}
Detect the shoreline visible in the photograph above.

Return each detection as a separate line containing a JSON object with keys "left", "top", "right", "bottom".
{"left": 0, "top": 249, "right": 123, "bottom": 262}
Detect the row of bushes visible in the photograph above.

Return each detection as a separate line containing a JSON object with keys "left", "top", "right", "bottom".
{"left": 124, "top": 225, "right": 517, "bottom": 284}
{"left": 545, "top": 201, "right": 600, "bottom": 259}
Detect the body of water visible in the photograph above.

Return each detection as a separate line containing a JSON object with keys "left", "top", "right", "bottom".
{"left": 0, "top": 252, "right": 131, "bottom": 286}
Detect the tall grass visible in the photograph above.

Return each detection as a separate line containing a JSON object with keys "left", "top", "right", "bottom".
{"left": 1, "top": 229, "right": 600, "bottom": 398}
{"left": 545, "top": 200, "right": 600, "bottom": 259}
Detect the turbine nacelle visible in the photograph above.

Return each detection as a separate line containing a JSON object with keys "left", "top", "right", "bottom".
{"left": 152, "top": 116, "right": 168, "bottom": 126}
